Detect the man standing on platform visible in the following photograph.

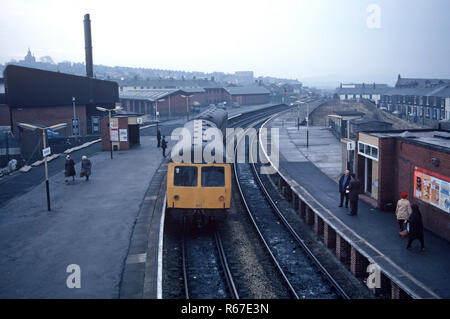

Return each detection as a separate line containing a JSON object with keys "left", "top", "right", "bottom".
{"left": 338, "top": 169, "right": 351, "bottom": 208}
{"left": 347, "top": 173, "right": 361, "bottom": 216}
{"left": 157, "top": 129, "right": 161, "bottom": 148}
{"left": 161, "top": 136, "right": 168, "bottom": 157}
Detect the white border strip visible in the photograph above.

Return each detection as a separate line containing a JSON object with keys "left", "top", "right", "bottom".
{"left": 156, "top": 192, "right": 167, "bottom": 299}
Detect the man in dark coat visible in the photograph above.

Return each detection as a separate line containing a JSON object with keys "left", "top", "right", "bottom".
{"left": 161, "top": 136, "right": 167, "bottom": 157}
{"left": 406, "top": 203, "right": 425, "bottom": 251}
{"left": 347, "top": 173, "right": 361, "bottom": 216}
{"left": 157, "top": 129, "right": 161, "bottom": 148}
{"left": 338, "top": 169, "right": 351, "bottom": 208}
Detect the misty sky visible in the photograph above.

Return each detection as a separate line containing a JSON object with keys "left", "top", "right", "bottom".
{"left": 0, "top": 0, "right": 449, "bottom": 86}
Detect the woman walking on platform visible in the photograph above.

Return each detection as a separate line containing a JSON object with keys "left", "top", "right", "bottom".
{"left": 80, "top": 155, "right": 92, "bottom": 181}
{"left": 65, "top": 155, "right": 76, "bottom": 183}
{"left": 395, "top": 192, "right": 411, "bottom": 231}
{"left": 406, "top": 204, "right": 425, "bottom": 252}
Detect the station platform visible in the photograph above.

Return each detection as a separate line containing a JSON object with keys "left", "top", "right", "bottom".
{"left": 0, "top": 135, "right": 170, "bottom": 298}
{"left": 264, "top": 111, "right": 450, "bottom": 298}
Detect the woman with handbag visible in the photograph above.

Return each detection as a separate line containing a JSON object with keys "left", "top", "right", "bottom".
{"left": 406, "top": 204, "right": 425, "bottom": 252}
{"left": 395, "top": 192, "right": 412, "bottom": 232}
{"left": 80, "top": 155, "right": 92, "bottom": 181}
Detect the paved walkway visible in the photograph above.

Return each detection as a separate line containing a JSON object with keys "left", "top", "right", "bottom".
{"left": 0, "top": 136, "right": 169, "bottom": 298}
{"left": 268, "top": 112, "right": 450, "bottom": 298}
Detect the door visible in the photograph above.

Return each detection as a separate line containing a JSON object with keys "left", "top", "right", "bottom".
{"left": 365, "top": 157, "right": 372, "bottom": 194}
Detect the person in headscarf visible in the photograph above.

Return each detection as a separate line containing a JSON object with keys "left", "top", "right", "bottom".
{"left": 80, "top": 155, "right": 92, "bottom": 181}
{"left": 406, "top": 203, "right": 425, "bottom": 251}
{"left": 65, "top": 155, "right": 76, "bottom": 183}
{"left": 395, "top": 192, "right": 411, "bottom": 231}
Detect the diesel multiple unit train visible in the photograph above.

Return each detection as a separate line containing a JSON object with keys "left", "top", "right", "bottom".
{"left": 166, "top": 107, "right": 231, "bottom": 226}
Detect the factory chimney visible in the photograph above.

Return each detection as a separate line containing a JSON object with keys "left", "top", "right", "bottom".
{"left": 83, "top": 14, "right": 94, "bottom": 78}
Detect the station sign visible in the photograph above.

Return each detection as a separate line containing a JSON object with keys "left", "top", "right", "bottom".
{"left": 42, "top": 147, "right": 51, "bottom": 157}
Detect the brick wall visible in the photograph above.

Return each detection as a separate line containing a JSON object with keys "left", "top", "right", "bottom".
{"left": 395, "top": 140, "right": 450, "bottom": 241}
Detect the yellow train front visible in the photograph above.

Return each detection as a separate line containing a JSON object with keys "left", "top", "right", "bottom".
{"left": 166, "top": 107, "right": 231, "bottom": 226}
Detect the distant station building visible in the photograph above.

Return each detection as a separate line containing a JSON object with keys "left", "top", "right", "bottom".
{"left": 328, "top": 111, "right": 392, "bottom": 172}
{"left": 336, "top": 83, "right": 390, "bottom": 104}
{"left": 1, "top": 65, "right": 119, "bottom": 161}
{"left": 224, "top": 86, "right": 271, "bottom": 105}
{"left": 355, "top": 129, "right": 450, "bottom": 241}
{"left": 378, "top": 75, "right": 450, "bottom": 126}
{"left": 119, "top": 88, "right": 206, "bottom": 119}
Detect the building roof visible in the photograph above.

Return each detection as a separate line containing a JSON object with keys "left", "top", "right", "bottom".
{"left": 336, "top": 83, "right": 390, "bottom": 95}
{"left": 179, "top": 87, "right": 206, "bottom": 94}
{"left": 350, "top": 118, "right": 392, "bottom": 126}
{"left": 4, "top": 65, "right": 119, "bottom": 107}
{"left": 332, "top": 110, "right": 366, "bottom": 117}
{"left": 119, "top": 89, "right": 180, "bottom": 101}
{"left": 395, "top": 76, "right": 450, "bottom": 88}
{"left": 382, "top": 85, "right": 450, "bottom": 98}
{"left": 224, "top": 86, "right": 270, "bottom": 95}
{"left": 364, "top": 130, "right": 450, "bottom": 151}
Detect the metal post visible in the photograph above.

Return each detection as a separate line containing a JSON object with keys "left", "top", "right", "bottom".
{"left": 109, "top": 111, "right": 113, "bottom": 159}
{"left": 297, "top": 103, "right": 300, "bottom": 130}
{"left": 186, "top": 96, "right": 189, "bottom": 121}
{"left": 306, "top": 102, "right": 310, "bottom": 148}
{"left": 42, "top": 129, "right": 51, "bottom": 211}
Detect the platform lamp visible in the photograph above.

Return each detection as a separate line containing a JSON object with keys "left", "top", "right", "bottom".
{"left": 154, "top": 98, "right": 165, "bottom": 132}
{"left": 96, "top": 106, "right": 122, "bottom": 159}
{"left": 181, "top": 94, "right": 193, "bottom": 120}
{"left": 17, "top": 122, "right": 67, "bottom": 212}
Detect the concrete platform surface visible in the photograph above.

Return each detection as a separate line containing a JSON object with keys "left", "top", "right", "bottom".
{"left": 0, "top": 136, "right": 168, "bottom": 298}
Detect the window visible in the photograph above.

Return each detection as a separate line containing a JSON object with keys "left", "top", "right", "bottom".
{"left": 358, "top": 141, "right": 378, "bottom": 160}
{"left": 201, "top": 166, "right": 225, "bottom": 187}
{"left": 174, "top": 166, "right": 197, "bottom": 186}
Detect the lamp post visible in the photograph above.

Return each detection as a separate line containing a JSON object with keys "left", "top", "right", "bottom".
{"left": 17, "top": 122, "right": 67, "bottom": 211}
{"left": 181, "top": 94, "right": 193, "bottom": 120}
{"left": 154, "top": 98, "right": 165, "bottom": 131}
{"left": 72, "top": 97, "right": 79, "bottom": 136}
{"left": 306, "top": 102, "right": 310, "bottom": 148}
{"left": 96, "top": 106, "right": 122, "bottom": 159}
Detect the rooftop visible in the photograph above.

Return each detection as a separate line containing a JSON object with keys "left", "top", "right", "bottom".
{"left": 224, "top": 86, "right": 270, "bottom": 95}
{"left": 365, "top": 130, "right": 450, "bottom": 151}
{"left": 119, "top": 89, "right": 180, "bottom": 101}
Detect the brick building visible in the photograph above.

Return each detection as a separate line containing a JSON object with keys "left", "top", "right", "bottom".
{"left": 356, "top": 129, "right": 450, "bottom": 241}
{"left": 378, "top": 75, "right": 450, "bottom": 126}
{"left": 2, "top": 65, "right": 119, "bottom": 161}
{"left": 224, "top": 86, "right": 270, "bottom": 105}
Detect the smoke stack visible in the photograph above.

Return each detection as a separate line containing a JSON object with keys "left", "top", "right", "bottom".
{"left": 84, "top": 14, "right": 93, "bottom": 78}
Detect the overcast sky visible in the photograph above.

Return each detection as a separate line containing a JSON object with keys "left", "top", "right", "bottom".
{"left": 0, "top": 0, "right": 449, "bottom": 86}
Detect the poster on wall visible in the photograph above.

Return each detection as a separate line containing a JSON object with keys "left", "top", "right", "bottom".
{"left": 119, "top": 129, "right": 128, "bottom": 142}
{"left": 414, "top": 167, "right": 450, "bottom": 213}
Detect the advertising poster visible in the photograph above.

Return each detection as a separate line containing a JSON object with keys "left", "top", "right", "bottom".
{"left": 440, "top": 181, "right": 450, "bottom": 213}
{"left": 119, "top": 129, "right": 128, "bottom": 142}
{"left": 414, "top": 167, "right": 450, "bottom": 213}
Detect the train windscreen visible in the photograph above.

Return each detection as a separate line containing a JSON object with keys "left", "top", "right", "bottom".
{"left": 201, "top": 166, "right": 225, "bottom": 187}
{"left": 174, "top": 166, "right": 198, "bottom": 186}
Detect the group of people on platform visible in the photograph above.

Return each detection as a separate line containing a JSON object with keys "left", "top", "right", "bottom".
{"left": 157, "top": 129, "right": 168, "bottom": 157}
{"left": 338, "top": 170, "right": 425, "bottom": 252}
{"left": 64, "top": 155, "right": 92, "bottom": 183}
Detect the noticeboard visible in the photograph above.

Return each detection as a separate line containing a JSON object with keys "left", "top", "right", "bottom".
{"left": 414, "top": 167, "right": 450, "bottom": 213}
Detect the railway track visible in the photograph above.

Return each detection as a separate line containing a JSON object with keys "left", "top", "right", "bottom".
{"left": 233, "top": 118, "right": 350, "bottom": 299}
{"left": 181, "top": 218, "right": 239, "bottom": 299}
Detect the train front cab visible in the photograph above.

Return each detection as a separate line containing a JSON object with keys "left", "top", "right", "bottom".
{"left": 167, "top": 162, "right": 231, "bottom": 224}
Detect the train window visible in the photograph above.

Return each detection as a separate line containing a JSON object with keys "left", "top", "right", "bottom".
{"left": 201, "top": 166, "right": 225, "bottom": 187}
{"left": 174, "top": 166, "right": 198, "bottom": 187}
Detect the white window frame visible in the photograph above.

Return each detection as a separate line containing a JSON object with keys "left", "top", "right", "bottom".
{"left": 358, "top": 141, "right": 379, "bottom": 161}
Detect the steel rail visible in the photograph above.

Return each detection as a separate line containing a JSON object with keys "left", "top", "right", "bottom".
{"left": 233, "top": 116, "right": 300, "bottom": 299}
{"left": 249, "top": 131, "right": 350, "bottom": 299}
